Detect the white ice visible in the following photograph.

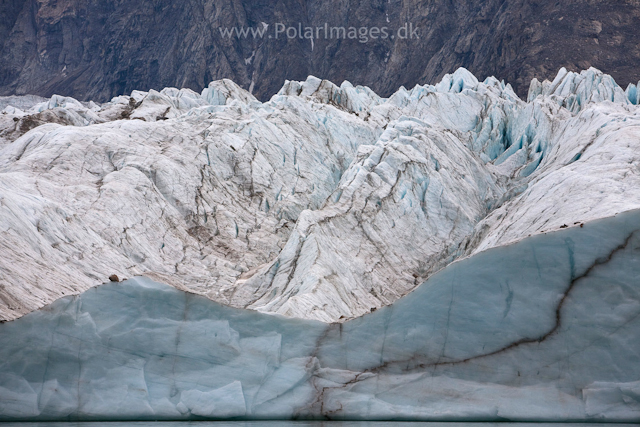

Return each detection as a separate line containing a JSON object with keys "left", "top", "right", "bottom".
{"left": 0, "top": 68, "right": 639, "bottom": 324}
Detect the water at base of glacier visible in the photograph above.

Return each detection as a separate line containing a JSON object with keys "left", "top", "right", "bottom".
{"left": 2, "top": 424, "right": 639, "bottom": 427}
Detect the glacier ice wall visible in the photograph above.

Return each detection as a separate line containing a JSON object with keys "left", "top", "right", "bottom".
{"left": 1, "top": 209, "right": 639, "bottom": 421}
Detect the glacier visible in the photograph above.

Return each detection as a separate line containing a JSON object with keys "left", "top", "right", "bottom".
{"left": 0, "top": 66, "right": 639, "bottom": 420}
{"left": 1, "top": 67, "right": 640, "bottom": 323}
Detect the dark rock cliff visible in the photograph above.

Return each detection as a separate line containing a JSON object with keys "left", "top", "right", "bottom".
{"left": 1, "top": 0, "right": 639, "bottom": 101}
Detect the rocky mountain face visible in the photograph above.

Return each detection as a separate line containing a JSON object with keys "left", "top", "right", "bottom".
{"left": 1, "top": 0, "right": 639, "bottom": 102}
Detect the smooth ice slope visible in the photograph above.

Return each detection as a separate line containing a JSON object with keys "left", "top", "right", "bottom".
{"left": 1, "top": 210, "right": 639, "bottom": 421}
{"left": 1, "top": 67, "right": 640, "bottom": 322}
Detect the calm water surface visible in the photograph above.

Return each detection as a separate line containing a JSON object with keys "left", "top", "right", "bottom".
{"left": 1, "top": 423, "right": 638, "bottom": 427}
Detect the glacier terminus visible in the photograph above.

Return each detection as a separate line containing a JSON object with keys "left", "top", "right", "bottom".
{"left": 0, "top": 67, "right": 639, "bottom": 421}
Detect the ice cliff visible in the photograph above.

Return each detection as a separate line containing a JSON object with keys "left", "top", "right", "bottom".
{"left": 1, "top": 67, "right": 640, "bottom": 421}
{"left": 1, "top": 210, "right": 640, "bottom": 421}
